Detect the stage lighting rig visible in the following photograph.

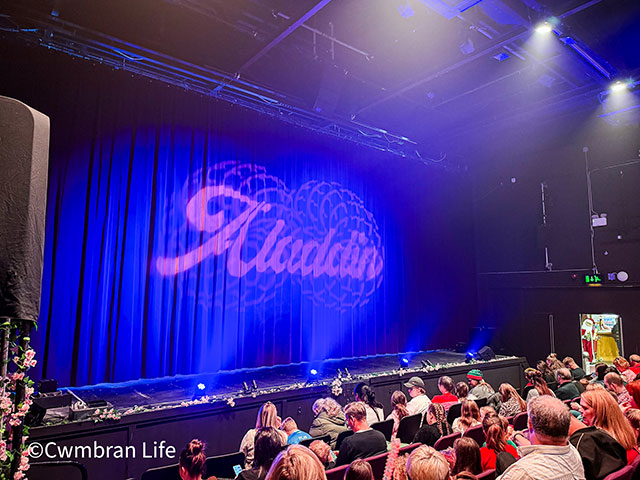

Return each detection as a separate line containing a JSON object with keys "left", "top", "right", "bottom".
{"left": 400, "top": 357, "right": 410, "bottom": 369}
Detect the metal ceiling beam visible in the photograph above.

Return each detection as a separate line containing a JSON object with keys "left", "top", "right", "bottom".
{"left": 353, "top": 0, "right": 608, "bottom": 118}
{"left": 237, "top": 0, "right": 333, "bottom": 73}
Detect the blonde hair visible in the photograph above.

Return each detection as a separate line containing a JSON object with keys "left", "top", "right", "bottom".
{"left": 614, "top": 357, "right": 630, "bottom": 371}
{"left": 407, "top": 446, "right": 450, "bottom": 480}
{"left": 266, "top": 445, "right": 327, "bottom": 480}
{"left": 344, "top": 402, "right": 367, "bottom": 422}
{"left": 313, "top": 397, "right": 343, "bottom": 417}
{"left": 257, "top": 402, "right": 281, "bottom": 429}
{"left": 499, "top": 383, "right": 526, "bottom": 412}
{"left": 581, "top": 390, "right": 637, "bottom": 449}
{"left": 458, "top": 399, "right": 480, "bottom": 430}
{"left": 308, "top": 440, "right": 331, "bottom": 466}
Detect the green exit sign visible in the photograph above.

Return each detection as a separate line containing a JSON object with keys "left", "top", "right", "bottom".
{"left": 584, "top": 274, "right": 603, "bottom": 285}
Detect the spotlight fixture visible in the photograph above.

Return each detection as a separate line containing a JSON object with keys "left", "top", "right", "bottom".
{"left": 197, "top": 383, "right": 205, "bottom": 391}
{"left": 535, "top": 22, "right": 552, "bottom": 34}
{"left": 243, "top": 381, "right": 251, "bottom": 393}
{"left": 192, "top": 382, "right": 207, "bottom": 400}
{"left": 252, "top": 380, "right": 258, "bottom": 390}
{"left": 310, "top": 369, "right": 318, "bottom": 376}
{"left": 400, "top": 357, "right": 410, "bottom": 369}
{"left": 466, "top": 351, "right": 476, "bottom": 363}
{"left": 610, "top": 80, "right": 630, "bottom": 93}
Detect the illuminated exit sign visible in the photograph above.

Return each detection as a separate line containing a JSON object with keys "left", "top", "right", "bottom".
{"left": 584, "top": 274, "right": 603, "bottom": 285}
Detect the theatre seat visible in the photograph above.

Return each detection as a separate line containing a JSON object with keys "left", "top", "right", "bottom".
{"left": 335, "top": 430, "right": 354, "bottom": 450}
{"left": 141, "top": 462, "right": 179, "bottom": 480}
{"left": 326, "top": 464, "right": 349, "bottom": 480}
{"left": 447, "top": 403, "right": 462, "bottom": 425}
{"left": 299, "top": 434, "right": 331, "bottom": 448}
{"left": 29, "top": 461, "right": 88, "bottom": 480}
{"left": 477, "top": 468, "right": 496, "bottom": 480}
{"left": 433, "top": 432, "right": 461, "bottom": 451}
{"left": 513, "top": 412, "right": 528, "bottom": 431}
{"left": 396, "top": 413, "right": 423, "bottom": 444}
{"left": 205, "top": 451, "right": 245, "bottom": 479}
{"left": 371, "top": 419, "right": 394, "bottom": 441}
{"left": 463, "top": 424, "right": 485, "bottom": 446}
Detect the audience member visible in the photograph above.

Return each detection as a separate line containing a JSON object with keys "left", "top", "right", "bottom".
{"left": 613, "top": 357, "right": 636, "bottom": 383}
{"left": 524, "top": 369, "right": 555, "bottom": 402}
{"left": 546, "top": 354, "right": 565, "bottom": 373}
{"left": 629, "top": 355, "right": 640, "bottom": 375}
{"left": 498, "top": 383, "right": 526, "bottom": 417}
{"left": 569, "top": 415, "right": 627, "bottom": 480}
{"left": 387, "top": 390, "right": 410, "bottom": 438}
{"left": 500, "top": 396, "right": 585, "bottom": 480}
{"left": 480, "top": 414, "right": 517, "bottom": 471}
{"left": 555, "top": 368, "right": 581, "bottom": 401}
{"left": 626, "top": 380, "right": 640, "bottom": 409}
{"left": 239, "top": 427, "right": 285, "bottom": 480}
{"left": 456, "top": 382, "right": 469, "bottom": 401}
{"left": 564, "top": 356, "right": 587, "bottom": 380}
{"left": 308, "top": 440, "right": 335, "bottom": 470}
{"left": 309, "top": 398, "right": 349, "bottom": 449}
{"left": 281, "top": 417, "right": 312, "bottom": 445}
{"left": 354, "top": 383, "right": 385, "bottom": 425}
{"left": 452, "top": 399, "right": 481, "bottom": 433}
{"left": 625, "top": 409, "right": 640, "bottom": 445}
{"left": 467, "top": 369, "right": 494, "bottom": 400}
{"left": 404, "top": 377, "right": 432, "bottom": 415}
{"left": 451, "top": 437, "right": 482, "bottom": 476}
{"left": 392, "top": 453, "right": 409, "bottom": 480}
{"left": 344, "top": 459, "right": 374, "bottom": 480}
{"left": 579, "top": 389, "right": 639, "bottom": 463}
{"left": 406, "top": 445, "right": 451, "bottom": 480}
{"left": 179, "top": 439, "right": 207, "bottom": 480}
{"left": 335, "top": 402, "right": 387, "bottom": 467}
{"left": 265, "top": 444, "right": 327, "bottom": 480}
{"left": 479, "top": 406, "right": 496, "bottom": 419}
{"left": 432, "top": 376, "right": 458, "bottom": 410}
{"left": 413, "top": 403, "right": 452, "bottom": 446}
{"left": 604, "top": 372, "right": 631, "bottom": 407}
{"left": 453, "top": 473, "right": 478, "bottom": 480}
{"left": 241, "top": 402, "right": 287, "bottom": 468}
{"left": 537, "top": 360, "right": 557, "bottom": 390}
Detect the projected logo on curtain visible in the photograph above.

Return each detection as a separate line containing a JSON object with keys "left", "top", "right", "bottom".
{"left": 156, "top": 162, "right": 383, "bottom": 309}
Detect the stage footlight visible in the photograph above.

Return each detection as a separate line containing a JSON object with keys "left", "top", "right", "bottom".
{"left": 617, "top": 271, "right": 629, "bottom": 282}
{"left": 535, "top": 23, "right": 552, "bottom": 34}
{"left": 400, "top": 357, "right": 410, "bottom": 368}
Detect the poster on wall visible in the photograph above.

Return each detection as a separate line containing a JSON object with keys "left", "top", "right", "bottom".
{"left": 579, "top": 313, "right": 623, "bottom": 372}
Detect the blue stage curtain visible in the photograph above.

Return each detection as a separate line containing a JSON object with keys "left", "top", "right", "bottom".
{"left": 1, "top": 44, "right": 478, "bottom": 387}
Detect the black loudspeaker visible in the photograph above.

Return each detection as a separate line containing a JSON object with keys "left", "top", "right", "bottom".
{"left": 312, "top": 64, "right": 344, "bottom": 115}
{"left": 0, "top": 96, "right": 50, "bottom": 321}
{"left": 477, "top": 346, "right": 496, "bottom": 361}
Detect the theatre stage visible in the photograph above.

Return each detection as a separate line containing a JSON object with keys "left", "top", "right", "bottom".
{"left": 29, "top": 350, "right": 527, "bottom": 480}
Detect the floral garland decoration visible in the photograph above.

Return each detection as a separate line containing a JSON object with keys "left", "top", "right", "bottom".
{"left": 0, "top": 319, "right": 37, "bottom": 480}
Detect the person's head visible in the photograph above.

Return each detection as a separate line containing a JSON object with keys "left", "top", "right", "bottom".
{"left": 579, "top": 389, "right": 637, "bottom": 449}
{"left": 456, "top": 382, "right": 469, "bottom": 399}
{"left": 254, "top": 427, "right": 285, "bottom": 471}
{"left": 453, "top": 473, "right": 478, "bottom": 480}
{"left": 281, "top": 417, "right": 298, "bottom": 435}
{"left": 499, "top": 383, "right": 526, "bottom": 411}
{"left": 630, "top": 354, "right": 640, "bottom": 367}
{"left": 482, "top": 414, "right": 508, "bottom": 453}
{"left": 404, "top": 377, "right": 426, "bottom": 398}
{"left": 614, "top": 357, "right": 630, "bottom": 372}
{"left": 594, "top": 363, "right": 608, "bottom": 381}
{"left": 527, "top": 396, "right": 571, "bottom": 445}
{"left": 479, "top": 406, "right": 496, "bottom": 420}
{"left": 312, "top": 398, "right": 343, "bottom": 418}
{"left": 354, "top": 383, "right": 378, "bottom": 409}
{"left": 344, "top": 402, "right": 368, "bottom": 431}
{"left": 344, "top": 459, "right": 374, "bottom": 480}
{"left": 466, "top": 369, "right": 483, "bottom": 388}
{"left": 452, "top": 437, "right": 481, "bottom": 476}
{"left": 525, "top": 368, "right": 552, "bottom": 396}
{"left": 604, "top": 372, "right": 625, "bottom": 393}
{"left": 392, "top": 454, "right": 409, "bottom": 480}
{"left": 536, "top": 360, "right": 552, "bottom": 377}
{"left": 627, "top": 380, "right": 640, "bottom": 408}
{"left": 308, "top": 440, "right": 331, "bottom": 467}
{"left": 461, "top": 399, "right": 480, "bottom": 422}
{"left": 407, "top": 446, "right": 451, "bottom": 480}
{"left": 563, "top": 356, "right": 579, "bottom": 370}
{"left": 625, "top": 409, "right": 640, "bottom": 440}
{"left": 391, "top": 390, "right": 409, "bottom": 419}
{"left": 438, "top": 376, "right": 456, "bottom": 395}
{"left": 546, "top": 354, "right": 564, "bottom": 371}
{"left": 266, "top": 445, "right": 327, "bottom": 480}
{"left": 556, "top": 368, "right": 572, "bottom": 384}
{"left": 179, "top": 439, "right": 206, "bottom": 480}
{"left": 426, "top": 403, "right": 449, "bottom": 435}
{"left": 257, "top": 402, "right": 281, "bottom": 429}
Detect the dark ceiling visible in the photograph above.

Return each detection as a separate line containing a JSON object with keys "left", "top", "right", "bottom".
{"left": 3, "top": 0, "right": 640, "bottom": 166}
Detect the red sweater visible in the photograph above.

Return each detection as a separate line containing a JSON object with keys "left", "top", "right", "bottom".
{"left": 480, "top": 444, "right": 518, "bottom": 470}
{"left": 432, "top": 393, "right": 458, "bottom": 404}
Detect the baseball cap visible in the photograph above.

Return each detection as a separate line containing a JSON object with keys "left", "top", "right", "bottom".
{"left": 404, "top": 376, "right": 425, "bottom": 389}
